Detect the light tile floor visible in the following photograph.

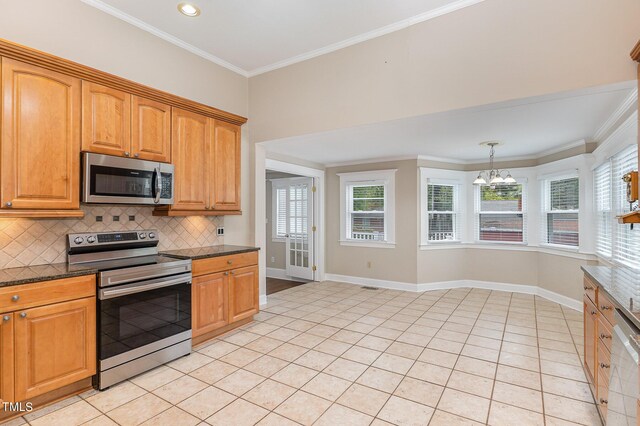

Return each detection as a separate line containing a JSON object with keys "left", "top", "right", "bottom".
{"left": 5, "top": 282, "right": 601, "bottom": 426}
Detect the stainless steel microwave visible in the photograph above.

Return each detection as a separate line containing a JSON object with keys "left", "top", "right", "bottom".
{"left": 82, "top": 153, "right": 174, "bottom": 205}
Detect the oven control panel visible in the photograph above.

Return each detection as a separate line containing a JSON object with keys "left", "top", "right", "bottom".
{"left": 68, "top": 229, "right": 159, "bottom": 247}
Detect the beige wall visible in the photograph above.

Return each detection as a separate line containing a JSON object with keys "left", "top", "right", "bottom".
{"left": 326, "top": 160, "right": 418, "bottom": 283}
{"left": 249, "top": 0, "right": 639, "bottom": 143}
{"left": 265, "top": 181, "right": 286, "bottom": 270}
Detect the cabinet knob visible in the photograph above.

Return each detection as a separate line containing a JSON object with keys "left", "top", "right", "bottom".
{"left": 19, "top": 312, "right": 27, "bottom": 318}
{"left": 590, "top": 310, "right": 597, "bottom": 316}
{"left": 227, "top": 260, "right": 232, "bottom": 265}
{"left": 134, "top": 153, "right": 139, "bottom": 158}
{"left": 600, "top": 305, "right": 612, "bottom": 311}
{"left": 124, "top": 152, "right": 130, "bottom": 157}
{"left": 224, "top": 272, "right": 229, "bottom": 276}
{"left": 230, "top": 271, "right": 235, "bottom": 275}
{"left": 2, "top": 315, "right": 10, "bottom": 322}
{"left": 600, "top": 398, "right": 608, "bottom": 405}
{"left": 600, "top": 362, "right": 610, "bottom": 369}
{"left": 583, "top": 286, "right": 589, "bottom": 290}
{"left": 11, "top": 295, "right": 19, "bottom": 301}
{"left": 5, "top": 202, "right": 12, "bottom": 208}
{"left": 600, "top": 333, "right": 611, "bottom": 339}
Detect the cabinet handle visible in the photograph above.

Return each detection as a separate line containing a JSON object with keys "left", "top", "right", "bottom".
{"left": 11, "top": 295, "right": 19, "bottom": 301}
{"left": 600, "top": 363, "right": 610, "bottom": 369}
{"left": 600, "top": 305, "right": 612, "bottom": 311}
{"left": 2, "top": 315, "right": 10, "bottom": 322}
{"left": 19, "top": 312, "right": 27, "bottom": 318}
{"left": 134, "top": 153, "right": 139, "bottom": 158}
{"left": 590, "top": 310, "right": 597, "bottom": 316}
{"left": 5, "top": 202, "right": 12, "bottom": 208}
{"left": 584, "top": 286, "right": 589, "bottom": 290}
{"left": 600, "top": 333, "right": 611, "bottom": 339}
{"left": 124, "top": 152, "right": 130, "bottom": 157}
{"left": 600, "top": 398, "right": 608, "bottom": 405}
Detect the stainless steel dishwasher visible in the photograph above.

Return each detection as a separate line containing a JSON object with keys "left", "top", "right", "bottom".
{"left": 608, "top": 310, "right": 639, "bottom": 425}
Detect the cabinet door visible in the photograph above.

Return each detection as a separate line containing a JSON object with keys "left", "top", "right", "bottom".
{"left": 0, "top": 313, "right": 14, "bottom": 404}
{"left": 14, "top": 297, "right": 96, "bottom": 401}
{"left": 131, "top": 96, "right": 171, "bottom": 163}
{"left": 81, "top": 81, "right": 131, "bottom": 157}
{"left": 584, "top": 295, "right": 598, "bottom": 383}
{"left": 229, "top": 266, "right": 259, "bottom": 323}
{"left": 211, "top": 120, "right": 241, "bottom": 210}
{"left": 172, "top": 108, "right": 210, "bottom": 210}
{"left": 192, "top": 272, "right": 228, "bottom": 337}
{"left": 1, "top": 59, "right": 81, "bottom": 210}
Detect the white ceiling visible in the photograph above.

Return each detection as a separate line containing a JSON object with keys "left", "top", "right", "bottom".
{"left": 82, "top": 0, "right": 483, "bottom": 76}
{"left": 260, "top": 82, "right": 638, "bottom": 166}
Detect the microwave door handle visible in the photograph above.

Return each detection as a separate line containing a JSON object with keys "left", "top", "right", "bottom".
{"left": 153, "top": 167, "right": 161, "bottom": 203}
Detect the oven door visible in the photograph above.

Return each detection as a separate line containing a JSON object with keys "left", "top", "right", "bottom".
{"left": 82, "top": 152, "right": 174, "bottom": 205}
{"left": 98, "top": 273, "right": 191, "bottom": 366}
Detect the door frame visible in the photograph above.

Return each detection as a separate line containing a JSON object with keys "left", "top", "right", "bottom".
{"left": 255, "top": 150, "right": 325, "bottom": 306}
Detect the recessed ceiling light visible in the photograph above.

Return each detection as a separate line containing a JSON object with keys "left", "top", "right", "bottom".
{"left": 178, "top": 2, "right": 201, "bottom": 17}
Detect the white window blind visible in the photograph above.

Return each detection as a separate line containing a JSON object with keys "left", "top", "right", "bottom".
{"left": 476, "top": 183, "right": 526, "bottom": 243}
{"left": 427, "top": 183, "right": 460, "bottom": 241}
{"left": 594, "top": 163, "right": 612, "bottom": 258}
{"left": 541, "top": 176, "right": 579, "bottom": 247}
{"left": 612, "top": 145, "right": 640, "bottom": 269}
{"left": 347, "top": 183, "right": 386, "bottom": 241}
{"left": 273, "top": 186, "right": 287, "bottom": 239}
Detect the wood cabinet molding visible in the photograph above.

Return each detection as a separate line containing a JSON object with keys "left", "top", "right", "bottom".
{"left": 0, "top": 38, "right": 247, "bottom": 126}
{"left": 632, "top": 40, "right": 640, "bottom": 62}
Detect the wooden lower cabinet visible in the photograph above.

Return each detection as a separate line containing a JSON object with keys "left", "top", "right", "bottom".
{"left": 584, "top": 294, "right": 598, "bottom": 383}
{"left": 191, "top": 253, "right": 259, "bottom": 343}
{"left": 0, "top": 313, "right": 14, "bottom": 403}
{"left": 192, "top": 272, "right": 229, "bottom": 337}
{"left": 229, "top": 266, "right": 259, "bottom": 323}
{"left": 14, "top": 297, "right": 96, "bottom": 400}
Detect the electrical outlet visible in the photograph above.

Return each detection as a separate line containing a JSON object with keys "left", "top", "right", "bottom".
{"left": 113, "top": 215, "right": 119, "bottom": 222}
{"left": 271, "top": 257, "right": 275, "bottom": 263}
{"left": 217, "top": 227, "right": 225, "bottom": 236}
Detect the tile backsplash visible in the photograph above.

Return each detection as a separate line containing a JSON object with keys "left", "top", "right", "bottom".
{"left": 0, "top": 206, "right": 224, "bottom": 269}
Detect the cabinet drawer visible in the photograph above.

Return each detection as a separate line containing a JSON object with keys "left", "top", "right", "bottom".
{"left": 584, "top": 276, "right": 597, "bottom": 304}
{"left": 598, "top": 315, "right": 614, "bottom": 353}
{"left": 597, "top": 370, "right": 609, "bottom": 418}
{"left": 192, "top": 252, "right": 258, "bottom": 277}
{"left": 0, "top": 275, "right": 95, "bottom": 313}
{"left": 597, "top": 291, "right": 616, "bottom": 327}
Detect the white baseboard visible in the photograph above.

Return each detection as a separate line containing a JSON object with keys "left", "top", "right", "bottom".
{"left": 266, "top": 267, "right": 301, "bottom": 281}
{"left": 324, "top": 273, "right": 581, "bottom": 311}
{"left": 259, "top": 295, "right": 268, "bottom": 307}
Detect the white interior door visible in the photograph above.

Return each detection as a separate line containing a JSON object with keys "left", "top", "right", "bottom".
{"left": 285, "top": 177, "right": 314, "bottom": 280}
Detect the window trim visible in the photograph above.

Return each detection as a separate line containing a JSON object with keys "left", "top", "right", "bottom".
{"left": 338, "top": 169, "right": 396, "bottom": 248}
{"left": 539, "top": 172, "right": 580, "bottom": 250}
{"left": 474, "top": 179, "right": 528, "bottom": 245}
{"left": 424, "top": 178, "right": 462, "bottom": 245}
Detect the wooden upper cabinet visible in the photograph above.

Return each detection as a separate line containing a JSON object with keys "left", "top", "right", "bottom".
{"left": 211, "top": 120, "right": 241, "bottom": 211}
{"left": 131, "top": 96, "right": 171, "bottom": 162}
{"left": 14, "top": 297, "right": 96, "bottom": 401}
{"left": 1, "top": 59, "right": 81, "bottom": 211}
{"left": 229, "top": 265, "right": 259, "bottom": 323}
{"left": 171, "top": 108, "right": 210, "bottom": 210}
{"left": 0, "top": 313, "right": 14, "bottom": 404}
{"left": 81, "top": 81, "right": 131, "bottom": 157}
{"left": 192, "top": 272, "right": 229, "bottom": 337}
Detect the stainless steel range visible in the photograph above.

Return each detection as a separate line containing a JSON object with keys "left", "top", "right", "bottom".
{"left": 68, "top": 229, "right": 192, "bottom": 390}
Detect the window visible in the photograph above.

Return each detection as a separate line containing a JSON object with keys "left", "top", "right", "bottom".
{"left": 476, "top": 183, "right": 526, "bottom": 243}
{"left": 541, "top": 176, "right": 579, "bottom": 247}
{"left": 426, "top": 183, "right": 460, "bottom": 242}
{"left": 593, "top": 144, "right": 640, "bottom": 270}
{"left": 594, "top": 163, "right": 612, "bottom": 258}
{"left": 271, "top": 184, "right": 288, "bottom": 240}
{"left": 339, "top": 170, "right": 396, "bottom": 246}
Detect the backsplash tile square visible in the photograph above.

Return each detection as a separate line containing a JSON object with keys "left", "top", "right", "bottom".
{"left": 0, "top": 206, "right": 224, "bottom": 269}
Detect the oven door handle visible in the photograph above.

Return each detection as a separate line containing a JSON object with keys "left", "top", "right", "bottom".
{"left": 99, "top": 274, "right": 191, "bottom": 300}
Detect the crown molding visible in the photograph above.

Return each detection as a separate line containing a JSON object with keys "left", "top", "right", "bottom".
{"left": 593, "top": 87, "right": 638, "bottom": 142}
{"left": 592, "top": 111, "right": 638, "bottom": 160}
{"left": 80, "top": 0, "right": 249, "bottom": 77}
{"left": 246, "top": 0, "right": 486, "bottom": 76}
{"left": 82, "top": 0, "right": 486, "bottom": 78}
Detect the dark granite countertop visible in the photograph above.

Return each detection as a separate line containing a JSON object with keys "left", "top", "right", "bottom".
{"left": 160, "top": 245, "right": 259, "bottom": 260}
{"left": 582, "top": 265, "right": 640, "bottom": 330}
{"left": 0, "top": 262, "right": 98, "bottom": 288}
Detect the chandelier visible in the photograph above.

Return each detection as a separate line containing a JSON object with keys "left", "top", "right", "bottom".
{"left": 473, "top": 142, "right": 516, "bottom": 186}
